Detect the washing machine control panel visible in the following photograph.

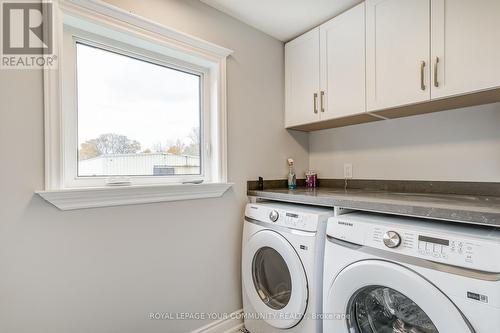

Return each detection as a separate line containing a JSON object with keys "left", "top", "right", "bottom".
{"left": 369, "top": 227, "right": 487, "bottom": 270}
{"left": 328, "top": 213, "right": 500, "bottom": 273}
{"left": 414, "top": 235, "right": 478, "bottom": 265}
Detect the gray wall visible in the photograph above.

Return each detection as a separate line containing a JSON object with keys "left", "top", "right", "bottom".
{"left": 310, "top": 103, "right": 500, "bottom": 182}
{"left": 0, "top": 1, "right": 308, "bottom": 332}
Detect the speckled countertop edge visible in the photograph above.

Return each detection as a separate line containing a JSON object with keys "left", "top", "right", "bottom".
{"left": 247, "top": 188, "right": 500, "bottom": 227}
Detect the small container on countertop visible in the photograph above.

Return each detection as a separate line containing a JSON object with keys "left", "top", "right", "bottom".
{"left": 305, "top": 171, "right": 317, "bottom": 188}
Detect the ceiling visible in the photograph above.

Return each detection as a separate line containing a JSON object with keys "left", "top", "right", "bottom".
{"left": 199, "top": 0, "right": 363, "bottom": 42}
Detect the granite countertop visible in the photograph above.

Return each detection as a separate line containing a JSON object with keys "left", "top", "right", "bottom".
{"left": 247, "top": 187, "right": 500, "bottom": 226}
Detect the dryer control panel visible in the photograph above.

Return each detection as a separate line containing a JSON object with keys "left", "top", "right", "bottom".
{"left": 245, "top": 202, "right": 334, "bottom": 232}
{"left": 328, "top": 212, "right": 500, "bottom": 273}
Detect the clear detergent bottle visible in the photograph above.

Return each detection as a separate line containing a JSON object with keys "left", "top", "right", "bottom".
{"left": 287, "top": 158, "right": 297, "bottom": 190}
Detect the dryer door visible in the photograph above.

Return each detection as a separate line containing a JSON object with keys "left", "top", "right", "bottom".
{"left": 325, "top": 260, "right": 474, "bottom": 333}
{"left": 242, "top": 230, "right": 308, "bottom": 329}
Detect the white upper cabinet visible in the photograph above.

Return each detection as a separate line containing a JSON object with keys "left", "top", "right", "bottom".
{"left": 366, "top": 0, "right": 431, "bottom": 111}
{"left": 320, "top": 2, "right": 366, "bottom": 120}
{"left": 431, "top": 0, "right": 500, "bottom": 99}
{"left": 285, "top": 28, "right": 320, "bottom": 127}
{"left": 285, "top": 0, "right": 500, "bottom": 130}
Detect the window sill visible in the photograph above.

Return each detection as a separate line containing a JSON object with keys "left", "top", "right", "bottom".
{"left": 36, "top": 182, "right": 233, "bottom": 210}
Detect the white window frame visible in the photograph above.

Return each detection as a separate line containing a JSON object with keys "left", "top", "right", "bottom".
{"left": 63, "top": 28, "right": 210, "bottom": 187}
{"left": 37, "top": 0, "right": 233, "bottom": 210}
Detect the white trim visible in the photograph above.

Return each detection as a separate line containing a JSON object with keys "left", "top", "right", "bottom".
{"left": 217, "top": 59, "right": 229, "bottom": 183}
{"left": 61, "top": 0, "right": 233, "bottom": 58}
{"left": 190, "top": 309, "right": 244, "bottom": 333}
{"left": 42, "top": 0, "right": 232, "bottom": 199}
{"left": 44, "top": 1, "right": 64, "bottom": 190}
{"left": 36, "top": 182, "right": 233, "bottom": 210}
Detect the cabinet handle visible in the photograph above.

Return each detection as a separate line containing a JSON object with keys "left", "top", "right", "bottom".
{"left": 434, "top": 57, "right": 439, "bottom": 88}
{"left": 420, "top": 61, "right": 426, "bottom": 91}
{"left": 313, "top": 93, "right": 318, "bottom": 114}
{"left": 320, "top": 91, "right": 325, "bottom": 112}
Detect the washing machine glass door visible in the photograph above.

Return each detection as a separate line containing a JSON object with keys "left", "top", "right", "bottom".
{"left": 243, "top": 230, "right": 308, "bottom": 329}
{"left": 325, "top": 260, "right": 474, "bottom": 333}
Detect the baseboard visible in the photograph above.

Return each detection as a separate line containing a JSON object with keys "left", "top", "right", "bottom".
{"left": 189, "top": 309, "right": 244, "bottom": 333}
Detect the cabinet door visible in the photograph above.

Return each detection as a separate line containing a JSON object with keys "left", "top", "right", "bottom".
{"left": 366, "top": 0, "right": 431, "bottom": 111}
{"left": 320, "top": 2, "right": 366, "bottom": 120}
{"left": 285, "top": 28, "right": 320, "bottom": 127}
{"left": 431, "top": 0, "right": 500, "bottom": 99}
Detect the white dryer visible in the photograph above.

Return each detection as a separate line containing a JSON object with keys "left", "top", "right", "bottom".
{"left": 242, "top": 202, "right": 334, "bottom": 333}
{"left": 323, "top": 211, "right": 500, "bottom": 333}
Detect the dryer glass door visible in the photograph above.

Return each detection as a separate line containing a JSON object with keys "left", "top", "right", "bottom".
{"left": 242, "top": 230, "right": 308, "bottom": 329}
{"left": 252, "top": 246, "right": 292, "bottom": 310}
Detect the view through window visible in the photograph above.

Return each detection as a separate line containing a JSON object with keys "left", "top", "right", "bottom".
{"left": 76, "top": 42, "right": 201, "bottom": 177}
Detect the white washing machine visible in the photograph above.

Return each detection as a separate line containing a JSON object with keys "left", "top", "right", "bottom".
{"left": 242, "top": 202, "right": 334, "bottom": 333}
{"left": 323, "top": 211, "right": 500, "bottom": 333}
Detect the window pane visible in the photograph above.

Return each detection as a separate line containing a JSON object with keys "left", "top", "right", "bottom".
{"left": 76, "top": 43, "right": 201, "bottom": 177}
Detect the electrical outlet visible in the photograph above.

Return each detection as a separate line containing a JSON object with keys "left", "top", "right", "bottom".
{"left": 344, "top": 163, "right": 353, "bottom": 179}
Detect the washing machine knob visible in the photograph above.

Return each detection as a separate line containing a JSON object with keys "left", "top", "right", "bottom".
{"left": 383, "top": 231, "right": 401, "bottom": 248}
{"left": 269, "top": 210, "right": 279, "bottom": 222}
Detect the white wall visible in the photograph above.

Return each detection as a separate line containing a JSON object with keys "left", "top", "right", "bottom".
{"left": 0, "top": 1, "right": 308, "bottom": 332}
{"left": 310, "top": 103, "right": 500, "bottom": 182}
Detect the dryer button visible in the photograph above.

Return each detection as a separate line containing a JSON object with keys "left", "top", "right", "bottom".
{"left": 269, "top": 210, "right": 279, "bottom": 222}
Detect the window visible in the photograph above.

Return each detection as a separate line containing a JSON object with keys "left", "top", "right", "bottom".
{"left": 57, "top": 19, "right": 227, "bottom": 189}
{"left": 38, "top": 1, "right": 233, "bottom": 209}
{"left": 75, "top": 43, "right": 202, "bottom": 178}
{"left": 60, "top": 31, "right": 212, "bottom": 188}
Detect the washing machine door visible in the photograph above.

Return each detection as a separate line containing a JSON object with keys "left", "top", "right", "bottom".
{"left": 242, "top": 229, "right": 308, "bottom": 329}
{"left": 325, "top": 260, "right": 474, "bottom": 333}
